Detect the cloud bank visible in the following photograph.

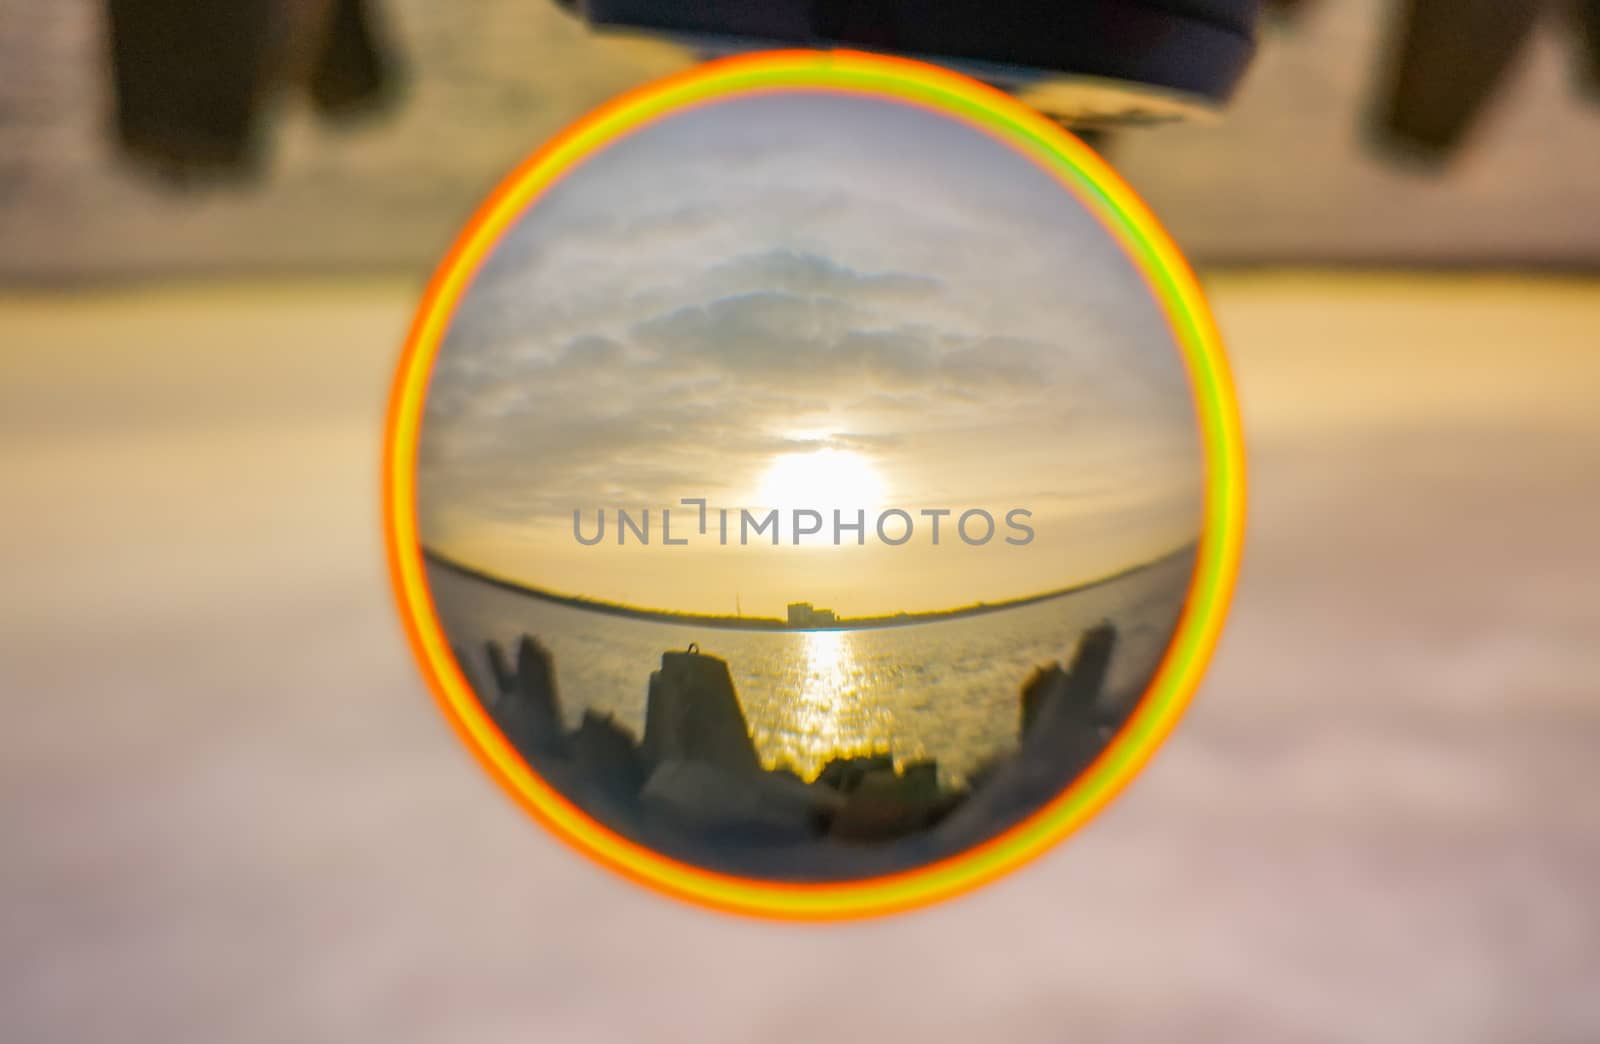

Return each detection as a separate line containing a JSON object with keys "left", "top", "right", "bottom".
{"left": 417, "top": 92, "right": 1201, "bottom": 613}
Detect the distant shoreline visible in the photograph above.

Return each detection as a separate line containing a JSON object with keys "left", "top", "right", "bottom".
{"left": 420, "top": 542, "right": 1198, "bottom": 632}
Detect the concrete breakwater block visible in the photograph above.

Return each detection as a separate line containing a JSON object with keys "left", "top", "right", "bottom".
{"left": 639, "top": 760, "right": 842, "bottom": 843}
{"left": 489, "top": 635, "right": 569, "bottom": 762}
{"left": 641, "top": 647, "right": 761, "bottom": 776}
{"left": 570, "top": 709, "right": 647, "bottom": 802}
{"left": 484, "top": 639, "right": 517, "bottom": 697}
{"left": 934, "top": 623, "right": 1121, "bottom": 847}
{"left": 1020, "top": 621, "right": 1116, "bottom": 735}
{"left": 466, "top": 627, "right": 1125, "bottom": 860}
{"left": 815, "top": 753, "right": 896, "bottom": 794}
{"left": 827, "top": 767, "right": 961, "bottom": 843}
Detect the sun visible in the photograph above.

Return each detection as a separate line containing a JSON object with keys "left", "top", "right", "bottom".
{"left": 755, "top": 448, "right": 887, "bottom": 515}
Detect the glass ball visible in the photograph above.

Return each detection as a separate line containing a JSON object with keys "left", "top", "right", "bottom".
{"left": 389, "top": 52, "right": 1240, "bottom": 915}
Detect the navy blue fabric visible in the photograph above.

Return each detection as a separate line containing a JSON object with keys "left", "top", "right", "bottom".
{"left": 580, "top": 0, "right": 1262, "bottom": 104}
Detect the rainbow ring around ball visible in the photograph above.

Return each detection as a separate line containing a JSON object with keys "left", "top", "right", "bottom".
{"left": 383, "top": 49, "right": 1246, "bottom": 921}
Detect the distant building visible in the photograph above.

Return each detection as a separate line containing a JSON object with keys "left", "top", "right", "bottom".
{"left": 786, "top": 602, "right": 837, "bottom": 628}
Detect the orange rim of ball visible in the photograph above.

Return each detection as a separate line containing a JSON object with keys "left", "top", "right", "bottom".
{"left": 383, "top": 49, "right": 1246, "bottom": 921}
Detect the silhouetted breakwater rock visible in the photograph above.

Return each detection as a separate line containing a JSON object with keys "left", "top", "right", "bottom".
{"left": 485, "top": 639, "right": 517, "bottom": 699}
{"left": 933, "top": 622, "right": 1121, "bottom": 848}
{"left": 828, "top": 763, "right": 964, "bottom": 842}
{"left": 1021, "top": 622, "right": 1116, "bottom": 733}
{"left": 641, "top": 646, "right": 761, "bottom": 777}
{"left": 460, "top": 626, "right": 1127, "bottom": 878}
{"left": 640, "top": 760, "right": 843, "bottom": 844}
{"left": 486, "top": 636, "right": 568, "bottom": 762}
{"left": 815, "top": 753, "right": 895, "bottom": 793}
{"left": 571, "top": 709, "right": 646, "bottom": 805}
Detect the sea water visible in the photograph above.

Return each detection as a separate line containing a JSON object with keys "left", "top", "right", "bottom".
{"left": 424, "top": 548, "right": 1195, "bottom": 784}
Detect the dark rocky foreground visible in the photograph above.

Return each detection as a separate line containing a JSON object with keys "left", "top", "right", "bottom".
{"left": 454, "top": 624, "right": 1134, "bottom": 881}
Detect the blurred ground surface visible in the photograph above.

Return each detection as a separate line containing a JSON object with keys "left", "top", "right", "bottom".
{"left": 2, "top": 273, "right": 1598, "bottom": 1043}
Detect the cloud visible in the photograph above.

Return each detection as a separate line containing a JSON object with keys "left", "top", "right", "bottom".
{"left": 624, "top": 277, "right": 1048, "bottom": 394}
{"left": 704, "top": 248, "right": 941, "bottom": 299}
{"left": 633, "top": 291, "right": 940, "bottom": 386}
{"left": 636, "top": 291, "right": 834, "bottom": 362}
{"left": 415, "top": 91, "right": 1201, "bottom": 581}
{"left": 558, "top": 333, "right": 626, "bottom": 369}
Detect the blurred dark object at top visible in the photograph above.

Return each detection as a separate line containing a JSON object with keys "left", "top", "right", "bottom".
{"left": 103, "top": 0, "right": 1260, "bottom": 183}
{"left": 106, "top": 0, "right": 399, "bottom": 184}
{"left": 102, "top": 0, "right": 1598, "bottom": 183}
{"left": 1374, "top": 0, "right": 1600, "bottom": 165}
{"left": 563, "top": 0, "right": 1263, "bottom": 126}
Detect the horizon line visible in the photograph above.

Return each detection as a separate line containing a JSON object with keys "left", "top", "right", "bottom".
{"left": 419, "top": 541, "right": 1199, "bottom": 632}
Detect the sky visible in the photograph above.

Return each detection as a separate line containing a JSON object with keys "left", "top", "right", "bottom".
{"left": 417, "top": 91, "right": 1202, "bottom": 619}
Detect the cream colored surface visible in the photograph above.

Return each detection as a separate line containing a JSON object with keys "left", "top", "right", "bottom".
{"left": 3, "top": 274, "right": 1598, "bottom": 1042}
